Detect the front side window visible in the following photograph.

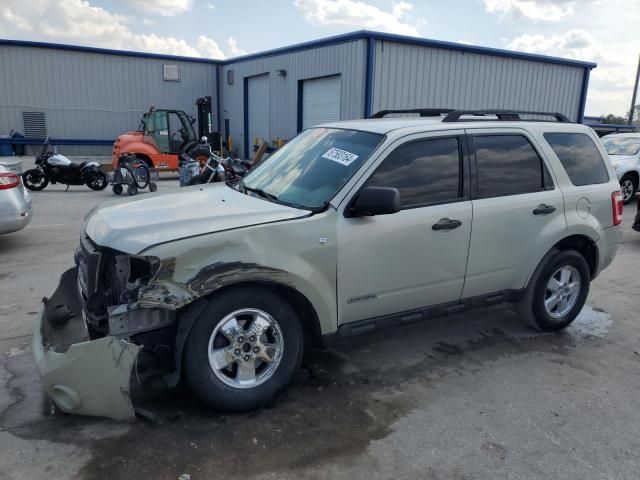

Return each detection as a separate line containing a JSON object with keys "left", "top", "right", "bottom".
{"left": 366, "top": 137, "right": 462, "bottom": 209}
{"left": 474, "top": 135, "right": 547, "bottom": 198}
{"left": 241, "top": 128, "right": 384, "bottom": 210}
{"left": 544, "top": 133, "right": 609, "bottom": 186}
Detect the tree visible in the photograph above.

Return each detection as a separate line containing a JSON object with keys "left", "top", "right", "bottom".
{"left": 601, "top": 113, "right": 628, "bottom": 125}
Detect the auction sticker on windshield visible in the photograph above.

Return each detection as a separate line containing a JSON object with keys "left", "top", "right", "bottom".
{"left": 322, "top": 147, "right": 359, "bottom": 166}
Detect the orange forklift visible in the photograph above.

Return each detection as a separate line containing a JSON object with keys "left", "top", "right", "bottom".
{"left": 111, "top": 97, "right": 218, "bottom": 172}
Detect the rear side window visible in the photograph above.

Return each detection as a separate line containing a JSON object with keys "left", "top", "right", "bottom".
{"left": 366, "top": 137, "right": 462, "bottom": 208}
{"left": 544, "top": 133, "right": 609, "bottom": 186}
{"left": 473, "top": 135, "right": 548, "bottom": 199}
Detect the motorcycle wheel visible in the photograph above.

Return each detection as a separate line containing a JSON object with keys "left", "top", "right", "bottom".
{"left": 86, "top": 171, "right": 108, "bottom": 191}
{"left": 22, "top": 169, "right": 49, "bottom": 191}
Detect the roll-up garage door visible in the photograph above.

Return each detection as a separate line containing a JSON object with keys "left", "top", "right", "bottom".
{"left": 247, "top": 74, "right": 271, "bottom": 155}
{"left": 302, "top": 75, "right": 341, "bottom": 129}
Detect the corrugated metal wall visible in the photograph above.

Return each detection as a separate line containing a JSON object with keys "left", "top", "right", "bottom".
{"left": 222, "top": 39, "right": 366, "bottom": 158}
{"left": 372, "top": 41, "right": 586, "bottom": 121}
{"left": 0, "top": 45, "right": 218, "bottom": 154}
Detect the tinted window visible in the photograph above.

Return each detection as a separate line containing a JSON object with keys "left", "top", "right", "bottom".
{"left": 474, "top": 135, "right": 546, "bottom": 198}
{"left": 544, "top": 133, "right": 609, "bottom": 186}
{"left": 366, "top": 137, "right": 461, "bottom": 208}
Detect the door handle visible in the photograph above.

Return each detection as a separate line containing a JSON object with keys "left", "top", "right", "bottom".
{"left": 432, "top": 218, "right": 462, "bottom": 231}
{"left": 533, "top": 204, "right": 556, "bottom": 215}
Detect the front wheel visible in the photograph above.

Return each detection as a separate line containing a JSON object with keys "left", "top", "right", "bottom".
{"left": 22, "top": 169, "right": 49, "bottom": 191}
{"left": 517, "top": 249, "right": 590, "bottom": 331}
{"left": 620, "top": 174, "right": 637, "bottom": 204}
{"left": 85, "top": 171, "right": 108, "bottom": 191}
{"left": 183, "top": 287, "right": 303, "bottom": 412}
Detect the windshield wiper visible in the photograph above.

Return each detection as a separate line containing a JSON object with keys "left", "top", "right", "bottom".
{"left": 241, "top": 182, "right": 279, "bottom": 203}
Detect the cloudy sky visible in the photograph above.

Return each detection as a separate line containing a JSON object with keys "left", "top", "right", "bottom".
{"left": 1, "top": 0, "right": 638, "bottom": 116}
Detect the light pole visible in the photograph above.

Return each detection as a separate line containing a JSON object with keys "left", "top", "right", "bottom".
{"left": 628, "top": 53, "right": 640, "bottom": 125}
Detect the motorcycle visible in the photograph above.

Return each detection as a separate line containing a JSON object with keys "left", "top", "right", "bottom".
{"left": 22, "top": 138, "right": 108, "bottom": 192}
{"left": 186, "top": 137, "right": 253, "bottom": 186}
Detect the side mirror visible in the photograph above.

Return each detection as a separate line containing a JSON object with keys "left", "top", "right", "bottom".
{"left": 348, "top": 186, "right": 401, "bottom": 217}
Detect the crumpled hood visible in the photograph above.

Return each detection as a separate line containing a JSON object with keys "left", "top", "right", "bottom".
{"left": 85, "top": 183, "right": 309, "bottom": 254}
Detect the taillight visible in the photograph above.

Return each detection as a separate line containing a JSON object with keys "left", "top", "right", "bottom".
{"left": 0, "top": 173, "right": 20, "bottom": 190}
{"left": 612, "top": 191, "right": 623, "bottom": 226}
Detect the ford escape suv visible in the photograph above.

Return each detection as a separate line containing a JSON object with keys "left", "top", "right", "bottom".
{"left": 34, "top": 109, "right": 623, "bottom": 420}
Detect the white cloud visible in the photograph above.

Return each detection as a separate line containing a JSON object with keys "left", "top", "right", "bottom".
{"left": 142, "top": 17, "right": 155, "bottom": 26}
{"left": 196, "top": 35, "right": 224, "bottom": 58}
{"left": 119, "top": 0, "right": 192, "bottom": 17}
{"left": 483, "top": 0, "right": 586, "bottom": 21}
{"left": 1, "top": 0, "right": 224, "bottom": 59}
{"left": 506, "top": 29, "right": 600, "bottom": 62}
{"left": 293, "top": 0, "right": 424, "bottom": 36}
{"left": 206, "top": 2, "right": 216, "bottom": 11}
{"left": 226, "top": 36, "right": 247, "bottom": 56}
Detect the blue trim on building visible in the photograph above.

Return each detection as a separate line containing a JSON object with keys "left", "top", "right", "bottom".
{"left": 577, "top": 68, "right": 591, "bottom": 123}
{"left": 243, "top": 76, "right": 249, "bottom": 159}
{"left": 0, "top": 39, "right": 222, "bottom": 64}
{"left": 297, "top": 79, "right": 304, "bottom": 133}
{"left": 364, "top": 37, "right": 375, "bottom": 118}
{"left": 0, "top": 31, "right": 597, "bottom": 69}
{"left": 0, "top": 137, "right": 113, "bottom": 146}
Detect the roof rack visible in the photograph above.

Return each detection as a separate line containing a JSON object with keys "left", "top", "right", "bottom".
{"left": 442, "top": 110, "right": 571, "bottom": 123}
{"left": 370, "top": 108, "right": 454, "bottom": 118}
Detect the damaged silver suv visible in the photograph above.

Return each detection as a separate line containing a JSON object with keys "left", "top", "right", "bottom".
{"left": 34, "top": 110, "right": 623, "bottom": 420}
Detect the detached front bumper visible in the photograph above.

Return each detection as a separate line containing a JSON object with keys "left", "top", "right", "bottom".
{"left": 33, "top": 267, "right": 141, "bottom": 421}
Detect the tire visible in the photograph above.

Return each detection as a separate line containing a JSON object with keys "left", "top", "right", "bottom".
{"left": 112, "top": 184, "right": 123, "bottom": 195}
{"left": 22, "top": 169, "right": 49, "bottom": 191}
{"left": 620, "top": 174, "right": 637, "bottom": 204}
{"left": 188, "top": 145, "right": 212, "bottom": 166}
{"left": 517, "top": 249, "right": 590, "bottom": 332}
{"left": 183, "top": 287, "right": 304, "bottom": 412}
{"left": 149, "top": 182, "right": 158, "bottom": 192}
{"left": 127, "top": 184, "right": 138, "bottom": 196}
{"left": 85, "top": 171, "right": 108, "bottom": 191}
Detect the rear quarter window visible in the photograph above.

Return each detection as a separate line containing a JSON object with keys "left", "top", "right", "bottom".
{"left": 544, "top": 133, "right": 609, "bottom": 186}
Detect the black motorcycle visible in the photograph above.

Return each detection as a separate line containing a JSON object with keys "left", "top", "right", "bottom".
{"left": 22, "top": 138, "right": 108, "bottom": 192}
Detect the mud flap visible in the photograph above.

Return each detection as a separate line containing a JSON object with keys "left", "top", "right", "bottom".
{"left": 32, "top": 267, "right": 142, "bottom": 421}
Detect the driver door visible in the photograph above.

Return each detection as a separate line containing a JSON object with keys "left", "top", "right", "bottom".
{"left": 337, "top": 131, "right": 473, "bottom": 325}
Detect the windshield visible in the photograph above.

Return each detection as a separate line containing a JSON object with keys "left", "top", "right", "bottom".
{"left": 602, "top": 137, "right": 640, "bottom": 156}
{"left": 240, "top": 128, "right": 384, "bottom": 209}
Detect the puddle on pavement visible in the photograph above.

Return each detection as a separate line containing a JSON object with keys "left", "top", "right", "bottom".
{"left": 1, "top": 304, "right": 612, "bottom": 479}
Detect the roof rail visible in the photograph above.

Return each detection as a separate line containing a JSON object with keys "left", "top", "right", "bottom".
{"left": 442, "top": 110, "right": 571, "bottom": 123}
{"left": 370, "top": 108, "right": 454, "bottom": 118}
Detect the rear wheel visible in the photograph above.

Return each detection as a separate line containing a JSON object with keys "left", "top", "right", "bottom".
{"left": 22, "top": 169, "right": 48, "bottom": 191}
{"left": 517, "top": 249, "right": 590, "bottom": 331}
{"left": 183, "top": 287, "right": 303, "bottom": 412}
{"left": 620, "top": 174, "right": 637, "bottom": 204}
{"left": 85, "top": 171, "right": 108, "bottom": 191}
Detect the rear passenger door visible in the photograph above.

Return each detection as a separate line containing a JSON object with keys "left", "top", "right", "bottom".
{"left": 462, "top": 129, "right": 567, "bottom": 299}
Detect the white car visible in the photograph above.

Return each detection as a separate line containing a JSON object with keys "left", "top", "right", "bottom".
{"left": 0, "top": 164, "right": 32, "bottom": 234}
{"left": 601, "top": 133, "right": 640, "bottom": 203}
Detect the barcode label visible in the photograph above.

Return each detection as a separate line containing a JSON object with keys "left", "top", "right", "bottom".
{"left": 322, "top": 147, "right": 359, "bottom": 166}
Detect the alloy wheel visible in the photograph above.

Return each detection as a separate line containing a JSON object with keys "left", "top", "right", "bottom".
{"left": 544, "top": 265, "right": 581, "bottom": 319}
{"left": 207, "top": 308, "right": 284, "bottom": 389}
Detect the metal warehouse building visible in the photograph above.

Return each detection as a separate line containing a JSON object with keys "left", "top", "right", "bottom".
{"left": 0, "top": 31, "right": 596, "bottom": 159}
